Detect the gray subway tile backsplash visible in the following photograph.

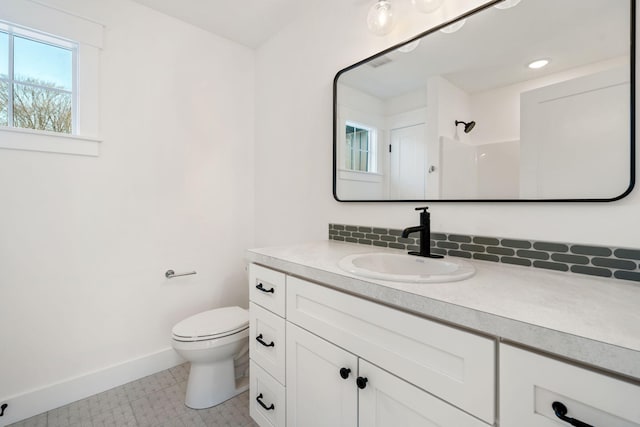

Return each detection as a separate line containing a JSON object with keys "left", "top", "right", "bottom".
{"left": 449, "top": 234, "right": 472, "bottom": 243}
{"left": 533, "top": 261, "right": 569, "bottom": 272}
{"left": 533, "top": 242, "right": 569, "bottom": 253}
{"left": 571, "top": 245, "right": 613, "bottom": 257}
{"left": 460, "top": 244, "right": 485, "bottom": 253}
{"left": 614, "top": 248, "right": 640, "bottom": 260}
{"left": 437, "top": 241, "right": 459, "bottom": 250}
{"left": 328, "top": 223, "right": 640, "bottom": 283}
{"left": 486, "top": 246, "right": 515, "bottom": 256}
{"left": 473, "top": 236, "right": 500, "bottom": 246}
{"left": 570, "top": 265, "right": 613, "bottom": 278}
{"left": 516, "top": 250, "right": 549, "bottom": 260}
{"left": 448, "top": 250, "right": 472, "bottom": 259}
{"left": 502, "top": 257, "right": 532, "bottom": 267}
{"left": 473, "top": 253, "right": 499, "bottom": 263}
{"left": 501, "top": 239, "right": 532, "bottom": 249}
{"left": 550, "top": 253, "right": 590, "bottom": 265}
{"left": 591, "top": 257, "right": 637, "bottom": 270}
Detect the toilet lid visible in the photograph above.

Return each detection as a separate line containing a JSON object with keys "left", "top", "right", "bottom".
{"left": 172, "top": 306, "right": 249, "bottom": 341}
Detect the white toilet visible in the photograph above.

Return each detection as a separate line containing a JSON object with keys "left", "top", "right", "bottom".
{"left": 171, "top": 306, "right": 250, "bottom": 409}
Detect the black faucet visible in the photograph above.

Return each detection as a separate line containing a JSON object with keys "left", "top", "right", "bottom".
{"left": 401, "top": 207, "right": 443, "bottom": 258}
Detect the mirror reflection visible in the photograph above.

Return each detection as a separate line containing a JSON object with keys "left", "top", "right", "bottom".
{"left": 334, "top": 0, "right": 633, "bottom": 201}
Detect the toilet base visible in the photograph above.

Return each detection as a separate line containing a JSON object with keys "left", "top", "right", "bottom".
{"left": 185, "top": 359, "right": 249, "bottom": 409}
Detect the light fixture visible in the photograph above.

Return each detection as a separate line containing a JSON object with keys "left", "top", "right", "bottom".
{"left": 494, "top": 0, "right": 522, "bottom": 10}
{"left": 412, "top": 0, "right": 445, "bottom": 13}
{"left": 367, "top": 0, "right": 396, "bottom": 36}
{"left": 440, "top": 18, "right": 465, "bottom": 34}
{"left": 397, "top": 39, "right": 421, "bottom": 53}
{"left": 455, "top": 120, "right": 476, "bottom": 133}
{"left": 528, "top": 59, "right": 550, "bottom": 69}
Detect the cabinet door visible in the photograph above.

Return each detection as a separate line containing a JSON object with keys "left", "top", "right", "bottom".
{"left": 286, "top": 323, "right": 358, "bottom": 427}
{"left": 359, "top": 360, "right": 488, "bottom": 427}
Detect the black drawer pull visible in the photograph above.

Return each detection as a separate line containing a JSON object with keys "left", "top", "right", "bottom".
{"left": 256, "top": 393, "right": 275, "bottom": 411}
{"left": 552, "top": 402, "right": 594, "bottom": 427}
{"left": 356, "top": 376, "right": 368, "bottom": 389}
{"left": 256, "top": 283, "right": 275, "bottom": 293}
{"left": 339, "top": 368, "right": 351, "bottom": 379}
{"left": 256, "top": 334, "right": 275, "bottom": 347}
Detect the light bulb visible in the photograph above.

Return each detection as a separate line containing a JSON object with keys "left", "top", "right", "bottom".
{"left": 397, "top": 39, "right": 420, "bottom": 53}
{"left": 494, "top": 0, "right": 522, "bottom": 9}
{"left": 440, "top": 18, "right": 465, "bottom": 34}
{"left": 412, "top": 0, "right": 445, "bottom": 14}
{"left": 367, "top": 0, "right": 396, "bottom": 36}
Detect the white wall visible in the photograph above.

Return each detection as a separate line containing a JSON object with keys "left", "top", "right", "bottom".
{"left": 254, "top": 0, "right": 640, "bottom": 249}
{"left": 0, "top": 0, "right": 255, "bottom": 414}
{"left": 336, "top": 85, "right": 385, "bottom": 199}
{"left": 469, "top": 56, "right": 629, "bottom": 146}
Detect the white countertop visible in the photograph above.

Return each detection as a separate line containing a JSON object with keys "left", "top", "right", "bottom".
{"left": 247, "top": 240, "right": 640, "bottom": 380}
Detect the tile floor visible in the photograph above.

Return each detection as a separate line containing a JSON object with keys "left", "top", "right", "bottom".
{"left": 9, "top": 364, "right": 258, "bottom": 427}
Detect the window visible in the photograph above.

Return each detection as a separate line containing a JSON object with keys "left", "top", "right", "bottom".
{"left": 346, "top": 123, "right": 376, "bottom": 172}
{"left": 0, "top": 26, "right": 76, "bottom": 135}
{"left": 0, "top": 1, "right": 103, "bottom": 156}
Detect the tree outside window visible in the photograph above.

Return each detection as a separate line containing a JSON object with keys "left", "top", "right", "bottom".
{"left": 0, "top": 29, "right": 75, "bottom": 134}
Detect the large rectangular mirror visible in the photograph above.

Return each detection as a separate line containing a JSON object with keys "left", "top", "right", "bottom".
{"left": 333, "top": 0, "right": 635, "bottom": 201}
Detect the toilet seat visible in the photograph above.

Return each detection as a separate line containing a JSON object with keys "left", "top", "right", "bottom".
{"left": 172, "top": 306, "right": 249, "bottom": 342}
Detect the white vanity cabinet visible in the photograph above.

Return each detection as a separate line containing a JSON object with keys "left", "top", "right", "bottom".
{"left": 248, "top": 263, "right": 496, "bottom": 427}
{"left": 500, "top": 344, "right": 640, "bottom": 427}
{"left": 286, "top": 321, "right": 488, "bottom": 427}
{"left": 285, "top": 275, "right": 495, "bottom": 426}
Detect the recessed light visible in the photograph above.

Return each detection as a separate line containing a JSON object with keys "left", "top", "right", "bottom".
{"left": 528, "top": 59, "right": 550, "bottom": 69}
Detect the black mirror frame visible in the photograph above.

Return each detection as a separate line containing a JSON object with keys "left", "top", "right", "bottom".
{"left": 333, "top": 0, "right": 636, "bottom": 203}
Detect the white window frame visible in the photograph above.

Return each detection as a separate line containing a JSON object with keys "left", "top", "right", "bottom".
{"left": 345, "top": 120, "right": 378, "bottom": 174}
{"left": 0, "top": 0, "right": 103, "bottom": 156}
{"left": 1, "top": 23, "right": 78, "bottom": 133}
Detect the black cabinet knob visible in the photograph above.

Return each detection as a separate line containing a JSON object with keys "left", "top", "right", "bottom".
{"left": 339, "top": 368, "right": 351, "bottom": 379}
{"left": 356, "top": 376, "right": 368, "bottom": 389}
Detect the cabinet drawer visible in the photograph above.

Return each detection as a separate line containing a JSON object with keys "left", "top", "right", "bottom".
{"left": 286, "top": 276, "right": 495, "bottom": 424}
{"left": 250, "top": 360, "right": 286, "bottom": 427}
{"left": 250, "top": 302, "right": 286, "bottom": 384}
{"left": 500, "top": 344, "right": 640, "bottom": 427}
{"left": 249, "top": 264, "right": 286, "bottom": 317}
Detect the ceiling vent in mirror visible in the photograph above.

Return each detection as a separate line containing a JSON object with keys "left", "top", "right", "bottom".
{"left": 368, "top": 56, "right": 393, "bottom": 68}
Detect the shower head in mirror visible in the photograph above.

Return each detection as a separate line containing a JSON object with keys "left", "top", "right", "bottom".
{"left": 455, "top": 120, "right": 476, "bottom": 133}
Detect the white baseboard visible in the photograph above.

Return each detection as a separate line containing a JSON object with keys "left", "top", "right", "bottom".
{"left": 0, "top": 348, "right": 184, "bottom": 426}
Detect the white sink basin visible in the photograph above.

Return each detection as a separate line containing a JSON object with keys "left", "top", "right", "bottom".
{"left": 338, "top": 252, "right": 475, "bottom": 283}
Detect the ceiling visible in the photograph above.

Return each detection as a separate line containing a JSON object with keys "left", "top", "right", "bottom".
{"left": 131, "top": 0, "right": 307, "bottom": 48}
{"left": 340, "top": 0, "right": 630, "bottom": 98}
